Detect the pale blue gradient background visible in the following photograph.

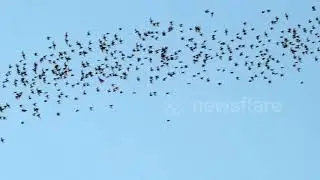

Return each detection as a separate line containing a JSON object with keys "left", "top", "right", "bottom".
{"left": 1, "top": 0, "right": 320, "bottom": 179}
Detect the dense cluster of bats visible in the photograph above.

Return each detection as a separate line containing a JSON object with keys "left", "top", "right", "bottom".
{"left": 1, "top": 5, "right": 319, "bottom": 143}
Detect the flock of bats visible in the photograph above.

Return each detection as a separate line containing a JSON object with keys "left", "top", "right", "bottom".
{"left": 1, "top": 5, "right": 319, "bottom": 143}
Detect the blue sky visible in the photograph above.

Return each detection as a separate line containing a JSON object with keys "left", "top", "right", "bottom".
{"left": 0, "top": 0, "right": 320, "bottom": 179}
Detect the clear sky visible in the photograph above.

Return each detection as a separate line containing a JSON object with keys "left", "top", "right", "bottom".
{"left": 0, "top": 0, "right": 320, "bottom": 180}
